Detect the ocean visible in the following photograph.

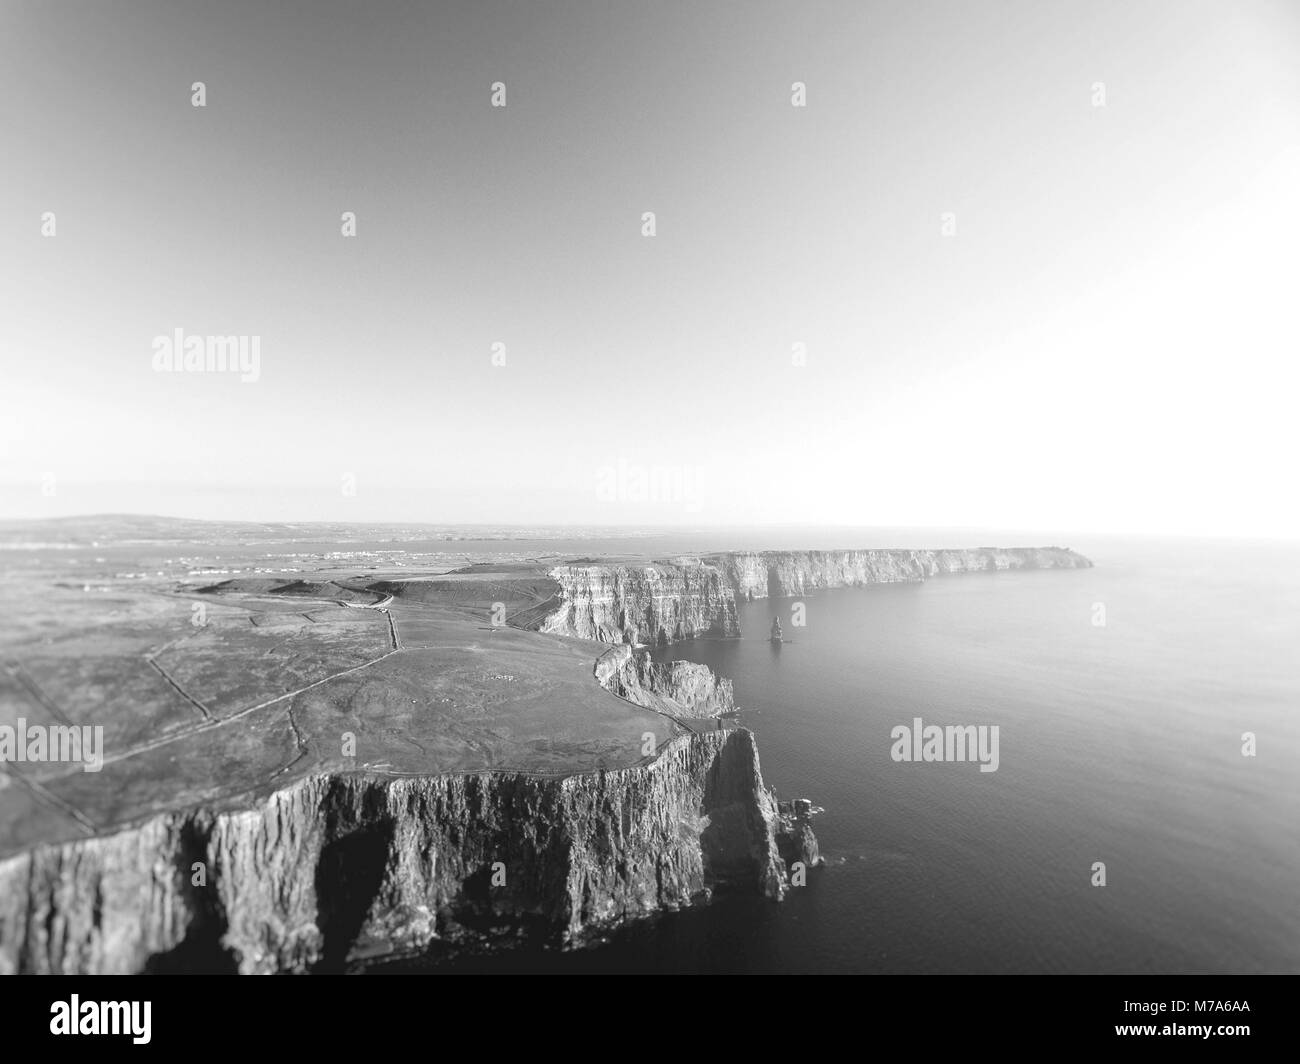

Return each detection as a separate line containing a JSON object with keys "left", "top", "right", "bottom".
{"left": 420, "top": 533, "right": 1300, "bottom": 973}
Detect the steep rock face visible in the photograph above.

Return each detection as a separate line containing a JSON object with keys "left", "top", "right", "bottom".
{"left": 594, "top": 645, "right": 735, "bottom": 720}
{"left": 0, "top": 729, "right": 792, "bottom": 974}
{"left": 528, "top": 547, "right": 1090, "bottom": 640}
{"left": 702, "top": 547, "right": 1092, "bottom": 600}
{"left": 591, "top": 646, "right": 815, "bottom": 877}
{"left": 538, "top": 563, "right": 739, "bottom": 644}
{"left": 776, "top": 799, "right": 821, "bottom": 872}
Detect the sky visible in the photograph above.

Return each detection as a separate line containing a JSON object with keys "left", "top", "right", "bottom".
{"left": 2, "top": 0, "right": 1298, "bottom": 536}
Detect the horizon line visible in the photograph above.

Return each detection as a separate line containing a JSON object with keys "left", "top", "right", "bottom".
{"left": 1, "top": 511, "right": 1296, "bottom": 544}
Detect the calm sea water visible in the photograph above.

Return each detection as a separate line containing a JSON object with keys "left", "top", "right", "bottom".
{"left": 415, "top": 533, "right": 1300, "bottom": 973}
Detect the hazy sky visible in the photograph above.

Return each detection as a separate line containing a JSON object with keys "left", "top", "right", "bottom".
{"left": 2, "top": 0, "right": 1297, "bottom": 536}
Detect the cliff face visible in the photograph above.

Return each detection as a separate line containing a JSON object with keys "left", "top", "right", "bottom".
{"left": 594, "top": 645, "right": 735, "bottom": 720}
{"left": 534, "top": 548, "right": 1091, "bottom": 640}
{"left": 0, "top": 728, "right": 796, "bottom": 974}
{"left": 539, "top": 563, "right": 739, "bottom": 644}
{"left": 2, "top": 544, "right": 1083, "bottom": 972}
{"left": 0, "top": 550, "right": 827, "bottom": 974}
{"left": 702, "top": 547, "right": 1092, "bottom": 600}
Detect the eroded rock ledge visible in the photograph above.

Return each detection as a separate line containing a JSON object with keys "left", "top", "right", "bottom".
{"left": 594, "top": 644, "right": 735, "bottom": 720}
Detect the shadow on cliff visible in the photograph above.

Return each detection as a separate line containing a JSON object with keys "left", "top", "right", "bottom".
{"left": 311, "top": 781, "right": 396, "bottom": 974}
{"left": 443, "top": 863, "right": 558, "bottom": 949}
{"left": 699, "top": 731, "right": 773, "bottom": 896}
{"left": 144, "top": 819, "right": 238, "bottom": 974}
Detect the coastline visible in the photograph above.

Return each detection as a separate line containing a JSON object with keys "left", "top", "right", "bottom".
{"left": 0, "top": 544, "right": 1089, "bottom": 973}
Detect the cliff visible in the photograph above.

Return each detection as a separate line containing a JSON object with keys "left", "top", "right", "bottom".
{"left": 539, "top": 562, "right": 739, "bottom": 644}
{"left": 594, "top": 645, "right": 735, "bottom": 719}
{"left": 701, "top": 546, "right": 1092, "bottom": 600}
{"left": 532, "top": 547, "right": 1091, "bottom": 642}
{"left": 1, "top": 541, "right": 1094, "bottom": 971}
{"left": 0, "top": 728, "right": 801, "bottom": 974}
{"left": 0, "top": 546, "right": 825, "bottom": 973}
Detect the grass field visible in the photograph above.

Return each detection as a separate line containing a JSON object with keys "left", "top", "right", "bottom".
{"left": 0, "top": 556, "right": 687, "bottom": 859}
